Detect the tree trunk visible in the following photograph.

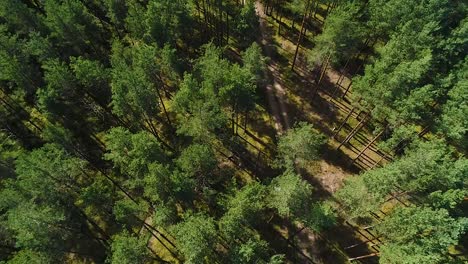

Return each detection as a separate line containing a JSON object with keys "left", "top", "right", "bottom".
{"left": 342, "top": 80, "right": 352, "bottom": 99}
{"left": 337, "top": 112, "right": 369, "bottom": 150}
{"left": 332, "top": 107, "right": 355, "bottom": 139}
{"left": 155, "top": 86, "right": 172, "bottom": 126}
{"left": 348, "top": 253, "right": 379, "bottom": 261}
{"left": 317, "top": 52, "right": 331, "bottom": 84}
{"left": 291, "top": 0, "right": 311, "bottom": 70}
{"left": 353, "top": 129, "right": 384, "bottom": 162}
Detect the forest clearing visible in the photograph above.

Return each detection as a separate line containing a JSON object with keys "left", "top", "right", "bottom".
{"left": 0, "top": 0, "right": 466, "bottom": 263}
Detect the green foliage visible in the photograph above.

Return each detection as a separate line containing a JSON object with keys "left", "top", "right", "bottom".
{"left": 177, "top": 143, "right": 217, "bottom": 177}
{"left": 70, "top": 56, "right": 111, "bottom": 101}
{"left": 268, "top": 254, "right": 286, "bottom": 264}
{"left": 310, "top": 2, "right": 367, "bottom": 66}
{"left": 243, "top": 42, "right": 266, "bottom": 83}
{"left": 41, "top": 123, "right": 75, "bottom": 151}
{"left": 172, "top": 214, "right": 218, "bottom": 264}
{"left": 229, "top": 238, "right": 270, "bottom": 264}
{"left": 0, "top": 27, "right": 37, "bottom": 96}
{"left": 152, "top": 202, "right": 178, "bottom": 228}
{"left": 276, "top": 122, "right": 325, "bottom": 169}
{"left": 15, "top": 144, "right": 86, "bottom": 203}
{"left": 0, "top": 0, "right": 45, "bottom": 35}
{"left": 219, "top": 182, "right": 267, "bottom": 240}
{"left": 104, "top": 0, "right": 128, "bottom": 30}
{"left": 286, "top": 0, "right": 307, "bottom": 19}
{"left": 6, "top": 249, "right": 54, "bottom": 264}
{"left": 6, "top": 202, "right": 70, "bottom": 251}
{"left": 439, "top": 59, "right": 468, "bottom": 149}
{"left": 145, "top": 0, "right": 188, "bottom": 46}
{"left": 301, "top": 202, "right": 337, "bottom": 232}
{"left": 37, "top": 59, "right": 77, "bottom": 116}
{"left": 104, "top": 127, "right": 165, "bottom": 182}
{"left": 109, "top": 42, "right": 161, "bottom": 122}
{"left": 173, "top": 43, "right": 258, "bottom": 140}
{"left": 0, "top": 132, "right": 22, "bottom": 171}
{"left": 427, "top": 189, "right": 467, "bottom": 211}
{"left": 143, "top": 163, "right": 174, "bottom": 204}
{"left": 352, "top": 25, "right": 436, "bottom": 124}
{"left": 234, "top": 2, "right": 259, "bottom": 47}
{"left": 365, "top": 140, "right": 466, "bottom": 195}
{"left": 336, "top": 139, "right": 467, "bottom": 218}
{"left": 1, "top": 0, "right": 467, "bottom": 263}
{"left": 173, "top": 73, "right": 228, "bottom": 140}
{"left": 334, "top": 176, "right": 384, "bottom": 218}
{"left": 108, "top": 231, "right": 150, "bottom": 264}
{"left": 43, "top": 0, "right": 104, "bottom": 56}
{"left": 113, "top": 198, "right": 147, "bottom": 225}
{"left": 269, "top": 170, "right": 313, "bottom": 218}
{"left": 367, "top": 0, "right": 449, "bottom": 40}
{"left": 377, "top": 206, "right": 468, "bottom": 264}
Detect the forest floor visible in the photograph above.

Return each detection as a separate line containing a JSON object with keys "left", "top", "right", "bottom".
{"left": 253, "top": 1, "right": 387, "bottom": 263}
{"left": 256, "top": 1, "right": 291, "bottom": 133}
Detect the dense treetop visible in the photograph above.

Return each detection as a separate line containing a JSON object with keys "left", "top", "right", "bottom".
{"left": 0, "top": 0, "right": 466, "bottom": 263}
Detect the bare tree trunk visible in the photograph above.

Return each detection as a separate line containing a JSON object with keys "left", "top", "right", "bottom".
{"left": 317, "top": 52, "right": 331, "bottom": 84}
{"left": 342, "top": 80, "right": 353, "bottom": 98}
{"left": 291, "top": 0, "right": 311, "bottom": 70}
{"left": 155, "top": 86, "right": 172, "bottom": 126}
{"left": 348, "top": 253, "right": 379, "bottom": 261}
{"left": 337, "top": 112, "right": 369, "bottom": 150}
{"left": 353, "top": 129, "right": 384, "bottom": 162}
{"left": 332, "top": 107, "right": 355, "bottom": 139}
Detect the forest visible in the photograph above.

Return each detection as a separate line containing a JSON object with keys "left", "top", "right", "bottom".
{"left": 0, "top": 0, "right": 466, "bottom": 263}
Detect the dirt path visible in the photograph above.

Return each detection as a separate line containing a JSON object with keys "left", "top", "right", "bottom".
{"left": 255, "top": 1, "right": 291, "bottom": 134}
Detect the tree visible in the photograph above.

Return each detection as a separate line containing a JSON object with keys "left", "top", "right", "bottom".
{"left": 276, "top": 122, "right": 325, "bottom": 169}
{"left": 172, "top": 72, "right": 227, "bottom": 141}
{"left": 309, "top": 2, "right": 367, "bottom": 67}
{"left": 144, "top": 0, "right": 188, "bottom": 47}
{"left": 286, "top": 0, "right": 307, "bottom": 30}
{"left": 243, "top": 42, "right": 266, "bottom": 84}
{"left": 109, "top": 42, "right": 160, "bottom": 129}
{"left": 1, "top": 144, "right": 109, "bottom": 258}
{"left": 43, "top": 0, "right": 106, "bottom": 57}
{"left": 6, "top": 202, "right": 71, "bottom": 253}
{"left": 176, "top": 143, "right": 217, "bottom": 189}
{"left": 108, "top": 231, "right": 150, "bottom": 264}
{"left": 171, "top": 214, "right": 218, "bottom": 263}
{"left": 229, "top": 238, "right": 270, "bottom": 264}
{"left": 336, "top": 139, "right": 468, "bottom": 218}
{"left": 439, "top": 59, "right": 468, "bottom": 150}
{"left": 69, "top": 56, "right": 111, "bottom": 107}
{"left": 219, "top": 182, "right": 267, "bottom": 240}
{"left": 364, "top": 140, "right": 467, "bottom": 196}
{"left": 377, "top": 206, "right": 468, "bottom": 264}
{"left": 0, "top": 0, "right": 46, "bottom": 36}
{"left": 36, "top": 59, "right": 77, "bottom": 117}
{"left": 113, "top": 198, "right": 148, "bottom": 227}
{"left": 268, "top": 254, "right": 286, "bottom": 264}
{"left": 0, "top": 131, "right": 23, "bottom": 175}
{"left": 268, "top": 170, "right": 313, "bottom": 218}
{"left": 143, "top": 163, "right": 174, "bottom": 204}
{"left": 0, "top": 26, "right": 41, "bottom": 98}
{"left": 367, "top": 0, "right": 449, "bottom": 40}
{"left": 104, "top": 127, "right": 166, "bottom": 189}
{"left": 6, "top": 249, "right": 54, "bottom": 264}
{"left": 234, "top": 2, "right": 259, "bottom": 47}
{"left": 103, "top": 0, "right": 128, "bottom": 33}
{"left": 350, "top": 0, "right": 464, "bottom": 149}
{"left": 334, "top": 175, "right": 384, "bottom": 219}
{"left": 14, "top": 144, "right": 86, "bottom": 204}
{"left": 301, "top": 202, "right": 336, "bottom": 232}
